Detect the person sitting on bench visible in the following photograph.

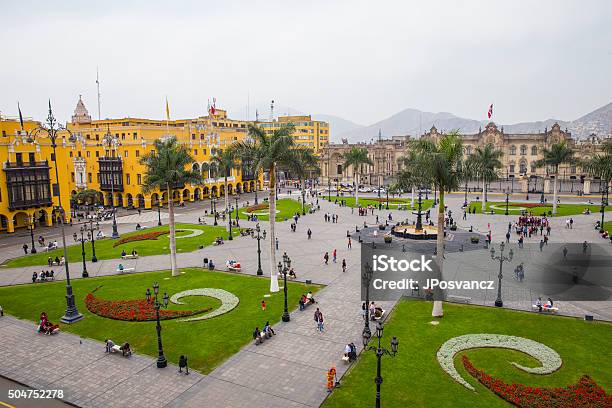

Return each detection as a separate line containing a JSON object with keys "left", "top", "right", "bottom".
{"left": 253, "top": 327, "right": 263, "bottom": 343}
{"left": 306, "top": 291, "right": 316, "bottom": 304}
{"left": 118, "top": 264, "right": 125, "bottom": 272}
{"left": 263, "top": 321, "right": 275, "bottom": 336}
{"left": 545, "top": 297, "right": 554, "bottom": 309}
{"left": 120, "top": 342, "right": 132, "bottom": 357}
{"left": 288, "top": 268, "right": 296, "bottom": 279}
{"left": 121, "top": 249, "right": 127, "bottom": 257}
{"left": 54, "top": 256, "right": 60, "bottom": 265}
{"left": 105, "top": 339, "right": 115, "bottom": 353}
{"left": 49, "top": 270, "right": 54, "bottom": 279}
{"left": 299, "top": 294, "right": 307, "bottom": 310}
{"left": 136, "top": 223, "right": 142, "bottom": 230}
{"left": 208, "top": 259, "right": 215, "bottom": 270}
{"left": 131, "top": 250, "right": 138, "bottom": 257}
{"left": 370, "top": 302, "right": 384, "bottom": 319}
{"left": 535, "top": 297, "right": 543, "bottom": 312}
{"left": 32, "top": 272, "right": 38, "bottom": 283}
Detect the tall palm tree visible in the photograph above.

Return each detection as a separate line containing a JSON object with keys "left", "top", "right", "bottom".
{"left": 535, "top": 141, "right": 576, "bottom": 215}
{"left": 411, "top": 131, "right": 463, "bottom": 317}
{"left": 282, "top": 147, "right": 320, "bottom": 215}
{"left": 140, "top": 137, "right": 203, "bottom": 276}
{"left": 234, "top": 123, "right": 296, "bottom": 292}
{"left": 461, "top": 154, "right": 478, "bottom": 207}
{"left": 342, "top": 147, "right": 373, "bottom": 207}
{"left": 211, "top": 147, "right": 241, "bottom": 226}
{"left": 581, "top": 140, "right": 612, "bottom": 230}
{"left": 471, "top": 144, "right": 504, "bottom": 212}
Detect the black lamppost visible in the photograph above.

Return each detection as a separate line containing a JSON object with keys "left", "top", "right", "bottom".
{"left": 212, "top": 197, "right": 218, "bottom": 226}
{"left": 73, "top": 227, "right": 89, "bottom": 278}
{"left": 490, "top": 242, "right": 514, "bottom": 307}
{"left": 83, "top": 219, "right": 99, "bottom": 262}
{"left": 278, "top": 252, "right": 291, "bottom": 322}
{"left": 28, "top": 101, "right": 83, "bottom": 324}
{"left": 385, "top": 188, "right": 389, "bottom": 210}
{"left": 362, "top": 321, "right": 399, "bottom": 408}
{"left": 251, "top": 224, "right": 266, "bottom": 276}
{"left": 361, "top": 262, "right": 374, "bottom": 340}
{"left": 228, "top": 204, "right": 233, "bottom": 241}
{"left": 235, "top": 195, "right": 240, "bottom": 221}
{"left": 103, "top": 125, "right": 120, "bottom": 239}
{"left": 599, "top": 186, "right": 608, "bottom": 233}
{"left": 504, "top": 188, "right": 511, "bottom": 216}
{"left": 28, "top": 215, "right": 37, "bottom": 254}
{"left": 151, "top": 282, "right": 169, "bottom": 368}
{"left": 157, "top": 202, "right": 162, "bottom": 226}
{"left": 413, "top": 189, "right": 424, "bottom": 231}
{"left": 254, "top": 182, "right": 259, "bottom": 205}
{"left": 301, "top": 187, "right": 306, "bottom": 215}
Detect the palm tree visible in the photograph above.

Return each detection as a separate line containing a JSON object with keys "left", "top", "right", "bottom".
{"left": 396, "top": 151, "right": 426, "bottom": 208}
{"left": 211, "top": 147, "right": 241, "bottom": 227}
{"left": 581, "top": 140, "right": 612, "bottom": 230}
{"left": 461, "top": 154, "right": 478, "bottom": 207}
{"left": 342, "top": 147, "right": 373, "bottom": 207}
{"left": 140, "top": 137, "right": 203, "bottom": 277}
{"left": 282, "top": 147, "right": 320, "bottom": 215}
{"left": 535, "top": 141, "right": 576, "bottom": 215}
{"left": 471, "top": 144, "right": 504, "bottom": 212}
{"left": 234, "top": 123, "right": 296, "bottom": 292}
{"left": 411, "top": 131, "right": 463, "bottom": 317}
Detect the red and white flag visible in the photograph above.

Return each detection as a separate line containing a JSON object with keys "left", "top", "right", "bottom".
{"left": 487, "top": 103, "right": 493, "bottom": 119}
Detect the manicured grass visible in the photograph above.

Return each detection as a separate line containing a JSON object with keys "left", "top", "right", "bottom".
{"left": 324, "top": 300, "right": 611, "bottom": 408}
{"left": 231, "top": 198, "right": 310, "bottom": 221}
{"left": 604, "top": 221, "right": 612, "bottom": 234}
{"left": 468, "top": 201, "right": 604, "bottom": 217}
{"left": 326, "top": 196, "right": 433, "bottom": 211}
{"left": 3, "top": 224, "right": 240, "bottom": 268}
{"left": 0, "top": 269, "right": 321, "bottom": 373}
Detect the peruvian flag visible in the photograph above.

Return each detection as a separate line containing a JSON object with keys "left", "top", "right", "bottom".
{"left": 487, "top": 103, "right": 493, "bottom": 119}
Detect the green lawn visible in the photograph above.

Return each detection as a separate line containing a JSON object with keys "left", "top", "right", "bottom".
{"left": 604, "top": 221, "right": 612, "bottom": 233}
{"left": 0, "top": 269, "right": 321, "bottom": 373}
{"left": 325, "top": 196, "right": 433, "bottom": 211}
{"left": 468, "top": 201, "right": 604, "bottom": 217}
{"left": 3, "top": 223, "right": 239, "bottom": 268}
{"left": 324, "top": 300, "right": 611, "bottom": 408}
{"left": 229, "top": 198, "right": 310, "bottom": 221}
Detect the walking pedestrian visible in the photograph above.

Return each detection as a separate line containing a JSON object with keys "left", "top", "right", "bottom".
{"left": 569, "top": 218, "right": 574, "bottom": 229}
{"left": 261, "top": 300, "right": 267, "bottom": 311}
{"left": 23, "top": 243, "right": 28, "bottom": 254}
{"left": 314, "top": 308, "right": 324, "bottom": 332}
{"left": 275, "top": 237, "right": 279, "bottom": 250}
{"left": 307, "top": 228, "right": 312, "bottom": 239}
{"left": 539, "top": 239, "right": 544, "bottom": 251}
{"left": 324, "top": 252, "right": 329, "bottom": 265}
{"left": 347, "top": 237, "right": 352, "bottom": 249}
{"left": 342, "top": 259, "right": 346, "bottom": 273}
{"left": 333, "top": 249, "right": 337, "bottom": 263}
{"left": 506, "top": 232, "right": 510, "bottom": 243}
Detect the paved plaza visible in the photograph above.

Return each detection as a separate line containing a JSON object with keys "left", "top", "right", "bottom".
{"left": 0, "top": 191, "right": 610, "bottom": 407}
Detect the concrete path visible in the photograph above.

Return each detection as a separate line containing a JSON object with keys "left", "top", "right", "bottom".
{"left": 0, "top": 192, "right": 610, "bottom": 408}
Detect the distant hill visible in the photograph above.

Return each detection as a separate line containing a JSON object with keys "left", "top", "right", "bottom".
{"left": 312, "top": 114, "right": 364, "bottom": 141}
{"left": 334, "top": 102, "right": 612, "bottom": 142}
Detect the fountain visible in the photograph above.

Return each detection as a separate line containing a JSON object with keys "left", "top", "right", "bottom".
{"left": 391, "top": 189, "right": 438, "bottom": 240}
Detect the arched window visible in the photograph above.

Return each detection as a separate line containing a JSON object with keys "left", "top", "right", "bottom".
{"left": 192, "top": 163, "right": 200, "bottom": 173}
{"left": 520, "top": 145, "right": 527, "bottom": 155}
{"left": 531, "top": 146, "right": 538, "bottom": 156}
{"left": 509, "top": 164, "right": 515, "bottom": 173}
{"left": 509, "top": 145, "right": 516, "bottom": 155}
{"left": 465, "top": 145, "right": 472, "bottom": 155}
{"left": 519, "top": 160, "right": 527, "bottom": 174}
{"left": 337, "top": 164, "right": 343, "bottom": 175}
{"left": 530, "top": 162, "right": 537, "bottom": 173}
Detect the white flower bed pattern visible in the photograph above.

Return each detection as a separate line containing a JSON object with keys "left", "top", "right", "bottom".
{"left": 169, "top": 288, "right": 240, "bottom": 322}
{"left": 168, "top": 228, "right": 204, "bottom": 239}
{"left": 437, "top": 334, "right": 562, "bottom": 391}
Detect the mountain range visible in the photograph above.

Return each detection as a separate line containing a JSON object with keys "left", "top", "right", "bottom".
{"left": 229, "top": 101, "right": 612, "bottom": 143}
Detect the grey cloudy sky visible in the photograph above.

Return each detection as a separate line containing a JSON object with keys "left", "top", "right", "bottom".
{"left": 1, "top": 0, "right": 611, "bottom": 127}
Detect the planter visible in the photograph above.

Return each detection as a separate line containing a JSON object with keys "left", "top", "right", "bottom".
{"left": 379, "top": 224, "right": 386, "bottom": 230}
{"left": 470, "top": 236, "right": 479, "bottom": 244}
{"left": 450, "top": 224, "right": 457, "bottom": 231}
{"left": 384, "top": 235, "right": 392, "bottom": 243}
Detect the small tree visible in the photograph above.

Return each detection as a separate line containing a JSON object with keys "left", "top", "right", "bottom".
{"left": 535, "top": 141, "right": 576, "bottom": 215}
{"left": 282, "top": 147, "right": 320, "bottom": 215}
{"left": 140, "top": 137, "right": 203, "bottom": 276}
{"left": 342, "top": 147, "right": 373, "bottom": 206}
{"left": 581, "top": 140, "right": 612, "bottom": 230}
{"left": 211, "top": 147, "right": 241, "bottom": 228}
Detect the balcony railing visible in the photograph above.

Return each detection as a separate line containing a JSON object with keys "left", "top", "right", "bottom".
{"left": 4, "top": 160, "right": 50, "bottom": 169}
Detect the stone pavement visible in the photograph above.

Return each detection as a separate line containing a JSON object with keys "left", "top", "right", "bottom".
{"left": 0, "top": 192, "right": 610, "bottom": 408}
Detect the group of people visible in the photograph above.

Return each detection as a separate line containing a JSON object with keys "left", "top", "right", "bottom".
{"left": 37, "top": 312, "right": 59, "bottom": 335}
{"left": 104, "top": 339, "right": 132, "bottom": 357}
{"left": 47, "top": 256, "right": 65, "bottom": 266}
{"left": 535, "top": 297, "right": 555, "bottom": 312}
{"left": 32, "top": 270, "right": 54, "bottom": 283}
{"left": 324, "top": 213, "right": 339, "bottom": 223}
{"left": 121, "top": 249, "right": 138, "bottom": 257}
{"left": 299, "top": 291, "right": 316, "bottom": 310}
{"left": 362, "top": 301, "right": 384, "bottom": 320}
{"left": 252, "top": 321, "right": 276, "bottom": 343}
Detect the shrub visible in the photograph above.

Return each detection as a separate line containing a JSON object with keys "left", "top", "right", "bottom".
{"left": 384, "top": 235, "right": 392, "bottom": 243}
{"left": 470, "top": 236, "right": 479, "bottom": 244}
{"left": 245, "top": 204, "right": 269, "bottom": 213}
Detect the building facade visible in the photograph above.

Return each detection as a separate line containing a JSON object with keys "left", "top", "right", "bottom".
{"left": 320, "top": 122, "right": 610, "bottom": 195}
{"left": 1, "top": 97, "right": 331, "bottom": 233}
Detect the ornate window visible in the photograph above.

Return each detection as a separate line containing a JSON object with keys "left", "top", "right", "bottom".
{"left": 520, "top": 145, "right": 527, "bottom": 155}
{"left": 509, "top": 164, "right": 515, "bottom": 173}
{"left": 531, "top": 146, "right": 538, "bottom": 156}
{"left": 519, "top": 160, "right": 527, "bottom": 174}
{"left": 531, "top": 162, "right": 537, "bottom": 173}
{"left": 465, "top": 146, "right": 472, "bottom": 155}
{"left": 509, "top": 145, "right": 516, "bottom": 155}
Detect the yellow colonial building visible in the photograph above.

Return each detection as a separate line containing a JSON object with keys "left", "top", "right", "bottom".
{"left": 258, "top": 115, "right": 329, "bottom": 151}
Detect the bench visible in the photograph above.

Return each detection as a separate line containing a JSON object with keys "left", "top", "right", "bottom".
{"left": 110, "top": 344, "right": 132, "bottom": 357}
{"left": 253, "top": 331, "right": 272, "bottom": 345}
{"left": 300, "top": 299, "right": 315, "bottom": 311}
{"left": 42, "top": 245, "right": 58, "bottom": 252}
{"left": 121, "top": 254, "right": 139, "bottom": 260}
{"left": 36, "top": 276, "right": 54, "bottom": 282}
{"left": 117, "top": 267, "right": 135, "bottom": 274}
{"left": 532, "top": 305, "right": 559, "bottom": 313}
{"left": 448, "top": 295, "right": 472, "bottom": 304}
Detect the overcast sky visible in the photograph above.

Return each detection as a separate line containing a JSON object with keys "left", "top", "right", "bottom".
{"left": 1, "top": 0, "right": 611, "bottom": 127}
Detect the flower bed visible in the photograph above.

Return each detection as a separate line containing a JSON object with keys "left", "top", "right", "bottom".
{"left": 462, "top": 356, "right": 611, "bottom": 407}
{"left": 84, "top": 293, "right": 211, "bottom": 321}
{"left": 507, "top": 203, "right": 551, "bottom": 209}
{"left": 245, "top": 203, "right": 269, "bottom": 213}
{"left": 170, "top": 288, "right": 240, "bottom": 322}
{"left": 112, "top": 230, "right": 184, "bottom": 247}
{"left": 370, "top": 198, "right": 407, "bottom": 203}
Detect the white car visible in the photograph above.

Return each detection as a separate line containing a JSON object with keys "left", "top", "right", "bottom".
{"left": 358, "top": 187, "right": 371, "bottom": 193}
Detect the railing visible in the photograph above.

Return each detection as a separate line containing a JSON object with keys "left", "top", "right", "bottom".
{"left": 4, "top": 160, "right": 50, "bottom": 169}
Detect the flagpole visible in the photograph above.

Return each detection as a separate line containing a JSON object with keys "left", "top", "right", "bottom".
{"left": 96, "top": 67, "right": 101, "bottom": 120}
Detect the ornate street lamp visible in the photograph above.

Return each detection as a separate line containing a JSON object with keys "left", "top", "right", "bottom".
{"left": 490, "top": 242, "right": 514, "bottom": 307}
{"left": 251, "top": 223, "right": 266, "bottom": 276}
{"left": 73, "top": 227, "right": 90, "bottom": 278}
{"left": 361, "top": 262, "right": 374, "bottom": 341}
{"left": 28, "top": 215, "right": 37, "bottom": 254}
{"left": 83, "top": 219, "right": 99, "bottom": 262}
{"left": 235, "top": 195, "right": 240, "bottom": 221}
{"left": 102, "top": 125, "right": 120, "bottom": 239}
{"left": 157, "top": 202, "right": 162, "bottom": 226}
{"left": 504, "top": 187, "right": 511, "bottom": 216}
{"left": 278, "top": 252, "right": 291, "bottom": 322}
{"left": 362, "top": 321, "right": 399, "bottom": 408}
{"left": 212, "top": 197, "right": 218, "bottom": 226}
{"left": 28, "top": 101, "right": 83, "bottom": 324}
{"left": 151, "top": 282, "right": 169, "bottom": 368}
{"left": 228, "top": 203, "right": 233, "bottom": 241}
